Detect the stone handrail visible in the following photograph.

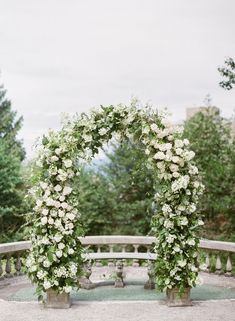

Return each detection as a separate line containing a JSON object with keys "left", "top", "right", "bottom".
{"left": 0, "top": 237, "right": 234, "bottom": 280}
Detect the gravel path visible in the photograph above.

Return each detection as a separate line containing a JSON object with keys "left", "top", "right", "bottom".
{"left": 0, "top": 298, "right": 235, "bottom": 321}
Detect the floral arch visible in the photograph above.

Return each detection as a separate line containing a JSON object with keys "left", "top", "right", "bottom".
{"left": 26, "top": 103, "right": 204, "bottom": 300}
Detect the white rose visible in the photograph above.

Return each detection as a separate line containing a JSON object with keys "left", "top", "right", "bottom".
{"left": 67, "top": 213, "right": 75, "bottom": 220}
{"left": 68, "top": 248, "right": 74, "bottom": 255}
{"left": 145, "top": 149, "right": 150, "bottom": 155}
{"left": 153, "top": 152, "right": 165, "bottom": 160}
{"left": 36, "top": 200, "right": 43, "bottom": 207}
{"left": 58, "top": 210, "right": 65, "bottom": 218}
{"left": 55, "top": 148, "right": 62, "bottom": 155}
{"left": 56, "top": 250, "right": 63, "bottom": 258}
{"left": 51, "top": 155, "right": 59, "bottom": 162}
{"left": 40, "top": 182, "right": 48, "bottom": 190}
{"left": 175, "top": 139, "right": 184, "bottom": 148}
{"left": 177, "top": 260, "right": 187, "bottom": 268}
{"left": 184, "top": 150, "right": 195, "bottom": 161}
{"left": 63, "top": 159, "right": 73, "bottom": 168}
{"left": 59, "top": 195, "right": 65, "bottom": 202}
{"left": 172, "top": 172, "right": 180, "bottom": 178}
{"left": 64, "top": 286, "right": 72, "bottom": 293}
{"left": 183, "top": 139, "right": 189, "bottom": 146}
{"left": 58, "top": 243, "right": 65, "bottom": 250}
{"left": 54, "top": 234, "right": 63, "bottom": 243}
{"left": 61, "top": 202, "right": 69, "bottom": 209}
{"left": 43, "top": 280, "right": 52, "bottom": 290}
{"left": 175, "top": 148, "right": 183, "bottom": 156}
{"left": 187, "top": 239, "right": 196, "bottom": 246}
{"left": 41, "top": 217, "right": 47, "bottom": 225}
{"left": 150, "top": 123, "right": 159, "bottom": 132}
{"left": 63, "top": 186, "right": 73, "bottom": 196}
{"left": 54, "top": 184, "right": 62, "bottom": 192}
{"left": 99, "top": 128, "right": 108, "bottom": 136}
{"left": 50, "top": 210, "right": 57, "bottom": 217}
{"left": 42, "top": 209, "right": 49, "bottom": 216}
{"left": 172, "top": 156, "right": 180, "bottom": 163}
{"left": 48, "top": 217, "right": 54, "bottom": 225}
{"left": 169, "top": 164, "right": 179, "bottom": 173}
{"left": 43, "top": 260, "right": 51, "bottom": 268}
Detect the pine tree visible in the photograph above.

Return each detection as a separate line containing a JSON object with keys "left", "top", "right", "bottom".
{"left": 0, "top": 85, "right": 26, "bottom": 241}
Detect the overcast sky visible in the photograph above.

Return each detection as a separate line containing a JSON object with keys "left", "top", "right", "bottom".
{"left": 0, "top": 0, "right": 235, "bottom": 158}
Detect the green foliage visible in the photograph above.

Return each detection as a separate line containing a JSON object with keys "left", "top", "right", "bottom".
{"left": 218, "top": 57, "right": 235, "bottom": 90}
{"left": 78, "top": 140, "right": 155, "bottom": 235}
{"left": 0, "top": 85, "right": 26, "bottom": 242}
{"left": 183, "top": 108, "right": 235, "bottom": 229}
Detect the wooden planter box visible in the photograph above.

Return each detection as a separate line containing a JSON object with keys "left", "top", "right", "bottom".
{"left": 166, "top": 287, "right": 192, "bottom": 307}
{"left": 45, "top": 289, "right": 71, "bottom": 309}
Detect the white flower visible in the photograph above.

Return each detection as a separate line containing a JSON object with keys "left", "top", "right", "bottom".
{"left": 184, "top": 150, "right": 195, "bottom": 161}
{"left": 99, "top": 128, "right": 108, "bottom": 136}
{"left": 177, "top": 260, "right": 187, "bottom": 268}
{"left": 175, "top": 139, "right": 184, "bottom": 148}
{"left": 48, "top": 217, "right": 54, "bottom": 225}
{"left": 150, "top": 123, "right": 159, "bottom": 132}
{"left": 54, "top": 234, "right": 63, "bottom": 243}
{"left": 43, "top": 280, "right": 52, "bottom": 290}
{"left": 58, "top": 210, "right": 65, "bottom": 218}
{"left": 56, "top": 250, "right": 63, "bottom": 258}
{"left": 41, "top": 217, "right": 47, "bottom": 225}
{"left": 153, "top": 151, "right": 165, "bottom": 160}
{"left": 40, "top": 182, "right": 48, "bottom": 190}
{"left": 37, "top": 270, "right": 46, "bottom": 280}
{"left": 68, "top": 248, "right": 74, "bottom": 255}
{"left": 51, "top": 155, "right": 59, "bottom": 162}
{"left": 187, "top": 239, "right": 195, "bottom": 246}
{"left": 164, "top": 220, "right": 174, "bottom": 229}
{"left": 162, "top": 204, "right": 172, "bottom": 214}
{"left": 55, "top": 148, "right": 62, "bottom": 155}
{"left": 67, "top": 213, "right": 75, "bottom": 220}
{"left": 175, "top": 148, "right": 183, "bottom": 156}
{"left": 36, "top": 200, "right": 43, "bottom": 207}
{"left": 145, "top": 149, "right": 150, "bottom": 155}
{"left": 58, "top": 243, "right": 65, "bottom": 250}
{"left": 173, "top": 245, "right": 181, "bottom": 252}
{"left": 61, "top": 202, "right": 69, "bottom": 209}
{"left": 180, "top": 217, "right": 188, "bottom": 226}
{"left": 189, "top": 165, "right": 198, "bottom": 175}
{"left": 188, "top": 203, "right": 196, "bottom": 213}
{"left": 142, "top": 126, "right": 150, "bottom": 134}
{"left": 172, "top": 156, "right": 180, "bottom": 163}
{"left": 54, "top": 184, "right": 62, "bottom": 192}
{"left": 43, "top": 260, "right": 51, "bottom": 268}
{"left": 64, "top": 286, "right": 72, "bottom": 293}
{"left": 50, "top": 210, "right": 58, "bottom": 217}
{"left": 169, "top": 164, "right": 179, "bottom": 173}
{"left": 59, "top": 195, "right": 65, "bottom": 202}
{"left": 183, "top": 139, "right": 190, "bottom": 146}
{"left": 166, "top": 234, "right": 176, "bottom": 244}
{"left": 197, "top": 219, "right": 204, "bottom": 226}
{"left": 63, "top": 186, "right": 72, "bottom": 195}
{"left": 42, "top": 209, "right": 49, "bottom": 216}
{"left": 63, "top": 159, "right": 73, "bottom": 168}
{"left": 83, "top": 134, "right": 92, "bottom": 143}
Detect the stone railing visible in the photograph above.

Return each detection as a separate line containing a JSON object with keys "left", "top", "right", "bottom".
{"left": 0, "top": 237, "right": 234, "bottom": 281}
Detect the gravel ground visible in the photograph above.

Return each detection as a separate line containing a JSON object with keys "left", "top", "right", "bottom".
{"left": 0, "top": 299, "right": 235, "bottom": 321}
{"left": 1, "top": 268, "right": 235, "bottom": 321}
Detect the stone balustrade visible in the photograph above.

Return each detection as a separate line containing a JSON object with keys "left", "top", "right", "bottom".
{"left": 0, "top": 237, "right": 234, "bottom": 282}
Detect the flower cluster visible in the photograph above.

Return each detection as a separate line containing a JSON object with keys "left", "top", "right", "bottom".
{"left": 27, "top": 103, "right": 204, "bottom": 299}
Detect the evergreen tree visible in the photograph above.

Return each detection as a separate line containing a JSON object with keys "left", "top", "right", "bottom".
{"left": 78, "top": 140, "right": 155, "bottom": 236}
{"left": 183, "top": 108, "right": 235, "bottom": 238}
{"left": 0, "top": 85, "right": 26, "bottom": 241}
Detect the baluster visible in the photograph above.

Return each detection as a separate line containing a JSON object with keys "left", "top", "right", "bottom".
{"left": 132, "top": 245, "right": 139, "bottom": 267}
{"left": 0, "top": 255, "right": 3, "bottom": 280}
{"left": 144, "top": 261, "right": 155, "bottom": 290}
{"left": 205, "top": 251, "right": 210, "bottom": 273}
{"left": 215, "top": 253, "right": 222, "bottom": 275}
{"left": 143, "top": 246, "right": 150, "bottom": 267}
{"left": 80, "top": 261, "right": 95, "bottom": 289}
{"left": 95, "top": 245, "right": 102, "bottom": 267}
{"left": 5, "top": 254, "right": 13, "bottom": 278}
{"left": 115, "top": 260, "right": 124, "bottom": 288}
{"left": 122, "top": 245, "right": 127, "bottom": 267}
{"left": 14, "top": 254, "right": 22, "bottom": 276}
{"left": 225, "top": 253, "right": 232, "bottom": 277}
{"left": 108, "top": 245, "right": 115, "bottom": 267}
